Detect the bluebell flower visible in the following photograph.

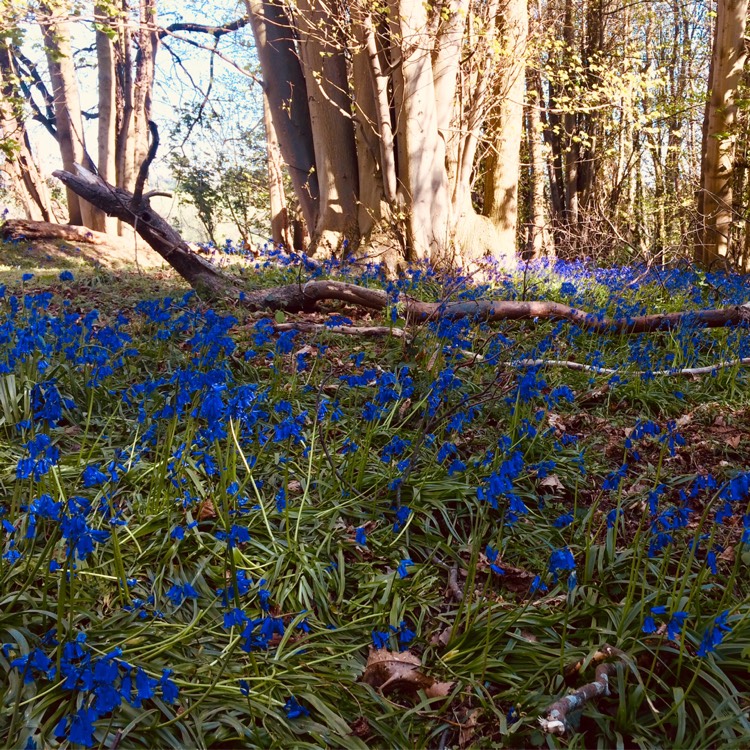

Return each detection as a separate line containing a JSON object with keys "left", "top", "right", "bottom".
{"left": 667, "top": 611, "right": 689, "bottom": 641}
{"left": 603, "top": 463, "right": 628, "bottom": 491}
{"left": 275, "top": 487, "right": 286, "bottom": 512}
{"left": 170, "top": 526, "right": 185, "bottom": 541}
{"left": 60, "top": 514, "right": 109, "bottom": 561}
{"left": 549, "top": 547, "right": 575, "bottom": 584}
{"left": 485, "top": 544, "right": 505, "bottom": 575}
{"left": 82, "top": 464, "right": 109, "bottom": 488}
{"left": 396, "top": 558, "right": 414, "bottom": 578}
{"left": 224, "top": 608, "right": 247, "bottom": 629}
{"left": 159, "top": 669, "right": 179, "bottom": 703}
{"left": 10, "top": 647, "right": 55, "bottom": 683}
{"left": 395, "top": 621, "right": 415, "bottom": 649}
{"left": 284, "top": 695, "right": 309, "bottom": 719}
{"left": 341, "top": 438, "right": 359, "bottom": 454}
{"left": 371, "top": 630, "right": 390, "bottom": 649}
{"left": 697, "top": 611, "right": 732, "bottom": 657}
{"left": 59, "top": 270, "right": 74, "bottom": 281}
{"left": 215, "top": 524, "right": 251, "bottom": 548}
{"left": 393, "top": 505, "right": 411, "bottom": 532}
{"left": 447, "top": 459, "right": 466, "bottom": 476}
{"left": 165, "top": 582, "right": 199, "bottom": 606}
{"left": 134, "top": 667, "right": 157, "bottom": 704}
{"left": 355, "top": 527, "right": 367, "bottom": 546}
{"left": 554, "top": 513, "right": 574, "bottom": 528}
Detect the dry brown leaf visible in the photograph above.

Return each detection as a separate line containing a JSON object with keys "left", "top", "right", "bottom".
{"left": 287, "top": 480, "right": 303, "bottom": 495}
{"left": 719, "top": 546, "right": 736, "bottom": 564}
{"left": 539, "top": 474, "right": 564, "bottom": 492}
{"left": 425, "top": 681, "right": 454, "bottom": 698}
{"left": 547, "top": 412, "right": 566, "bottom": 431}
{"left": 459, "top": 709, "right": 480, "bottom": 748}
{"left": 727, "top": 435, "right": 741, "bottom": 449}
{"left": 430, "top": 626, "right": 453, "bottom": 647}
{"left": 197, "top": 499, "right": 216, "bottom": 520}
{"left": 426, "top": 347, "right": 440, "bottom": 373}
{"left": 361, "top": 649, "right": 453, "bottom": 699}
{"left": 398, "top": 398, "right": 412, "bottom": 418}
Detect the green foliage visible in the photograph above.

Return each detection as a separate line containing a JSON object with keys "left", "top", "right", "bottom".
{"left": 1, "top": 255, "right": 750, "bottom": 748}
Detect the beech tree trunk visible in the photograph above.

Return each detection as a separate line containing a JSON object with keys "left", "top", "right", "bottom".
{"left": 0, "top": 42, "right": 52, "bottom": 222}
{"left": 128, "top": 0, "right": 159, "bottom": 193}
{"left": 246, "top": 0, "right": 319, "bottom": 232}
{"left": 295, "top": 0, "right": 360, "bottom": 254}
{"left": 245, "top": 0, "right": 523, "bottom": 265}
{"left": 696, "top": 0, "right": 749, "bottom": 267}
{"left": 562, "top": 0, "right": 579, "bottom": 231}
{"left": 484, "top": 0, "right": 528, "bottom": 257}
{"left": 39, "top": 1, "right": 107, "bottom": 231}
{"left": 391, "top": 0, "right": 452, "bottom": 263}
{"left": 95, "top": 4, "right": 118, "bottom": 233}
{"left": 115, "top": 0, "right": 134, "bottom": 196}
{"left": 526, "top": 71, "right": 552, "bottom": 258}
{"left": 263, "top": 91, "right": 291, "bottom": 248}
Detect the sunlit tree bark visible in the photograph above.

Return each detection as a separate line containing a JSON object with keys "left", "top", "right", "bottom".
{"left": 0, "top": 39, "right": 52, "bottom": 221}
{"left": 39, "top": 0, "right": 106, "bottom": 230}
{"left": 696, "top": 0, "right": 749, "bottom": 267}
{"left": 484, "top": 0, "right": 529, "bottom": 256}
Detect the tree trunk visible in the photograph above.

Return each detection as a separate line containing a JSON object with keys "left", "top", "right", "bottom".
{"left": 562, "top": 0, "right": 578, "bottom": 232}
{"left": 696, "top": 0, "right": 749, "bottom": 267}
{"left": 128, "top": 0, "right": 159, "bottom": 193}
{"left": 391, "top": 0, "right": 452, "bottom": 263}
{"left": 95, "top": 4, "right": 117, "bottom": 233}
{"left": 295, "top": 0, "right": 360, "bottom": 254}
{"left": 39, "top": 1, "right": 106, "bottom": 230}
{"left": 0, "top": 42, "right": 52, "bottom": 221}
{"left": 484, "top": 0, "right": 528, "bottom": 258}
{"left": 526, "top": 72, "right": 552, "bottom": 258}
{"left": 263, "top": 91, "right": 291, "bottom": 249}
{"left": 351, "top": 14, "right": 388, "bottom": 236}
{"left": 245, "top": 0, "right": 319, "bottom": 233}
{"left": 54, "top": 165, "right": 238, "bottom": 297}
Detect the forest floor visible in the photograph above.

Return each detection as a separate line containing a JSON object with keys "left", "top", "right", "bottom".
{"left": 1, "top": 238, "right": 750, "bottom": 749}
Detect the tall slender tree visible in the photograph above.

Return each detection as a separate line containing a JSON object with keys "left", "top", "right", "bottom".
{"left": 696, "top": 0, "right": 749, "bottom": 266}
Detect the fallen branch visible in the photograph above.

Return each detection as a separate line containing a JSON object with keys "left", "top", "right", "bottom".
{"left": 540, "top": 646, "right": 623, "bottom": 735}
{"left": 51, "top": 166, "right": 750, "bottom": 335}
{"left": 512, "top": 357, "right": 750, "bottom": 377}
{"left": 447, "top": 567, "right": 464, "bottom": 602}
{"left": 273, "top": 323, "right": 750, "bottom": 377}
{"left": 1, "top": 219, "right": 111, "bottom": 246}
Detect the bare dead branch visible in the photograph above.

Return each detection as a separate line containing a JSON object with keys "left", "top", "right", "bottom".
{"left": 50, "top": 169, "right": 750, "bottom": 338}
{"left": 539, "top": 647, "right": 622, "bottom": 735}
{"left": 447, "top": 567, "right": 464, "bottom": 602}
{"left": 159, "top": 17, "right": 251, "bottom": 39}
{"left": 132, "top": 120, "right": 159, "bottom": 207}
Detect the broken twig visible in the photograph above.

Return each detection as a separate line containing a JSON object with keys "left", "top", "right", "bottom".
{"left": 539, "top": 646, "right": 625, "bottom": 735}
